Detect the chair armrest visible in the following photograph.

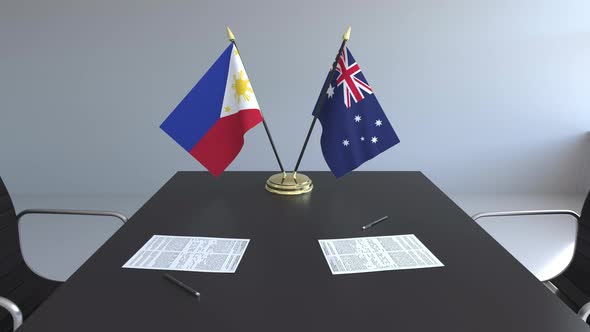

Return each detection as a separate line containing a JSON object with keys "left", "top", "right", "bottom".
{"left": 579, "top": 301, "right": 590, "bottom": 322}
{"left": 16, "top": 209, "right": 127, "bottom": 224}
{"left": 471, "top": 209, "right": 580, "bottom": 221}
{"left": 0, "top": 296, "right": 23, "bottom": 331}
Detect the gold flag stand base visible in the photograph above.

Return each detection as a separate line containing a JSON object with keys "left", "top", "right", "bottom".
{"left": 265, "top": 172, "right": 313, "bottom": 195}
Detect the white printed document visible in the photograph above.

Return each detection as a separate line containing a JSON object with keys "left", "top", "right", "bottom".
{"left": 318, "top": 234, "right": 443, "bottom": 275}
{"left": 123, "top": 235, "right": 250, "bottom": 273}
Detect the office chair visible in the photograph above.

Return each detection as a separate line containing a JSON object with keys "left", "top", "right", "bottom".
{"left": 0, "top": 177, "right": 127, "bottom": 331}
{"left": 472, "top": 190, "right": 590, "bottom": 322}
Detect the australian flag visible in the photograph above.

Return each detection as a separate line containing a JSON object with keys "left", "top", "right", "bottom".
{"left": 314, "top": 47, "right": 400, "bottom": 177}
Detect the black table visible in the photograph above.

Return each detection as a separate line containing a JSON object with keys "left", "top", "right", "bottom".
{"left": 18, "top": 172, "right": 590, "bottom": 331}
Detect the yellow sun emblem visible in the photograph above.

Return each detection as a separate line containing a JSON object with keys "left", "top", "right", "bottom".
{"left": 231, "top": 70, "right": 253, "bottom": 103}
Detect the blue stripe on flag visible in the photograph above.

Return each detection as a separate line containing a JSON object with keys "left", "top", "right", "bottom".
{"left": 160, "top": 44, "right": 233, "bottom": 151}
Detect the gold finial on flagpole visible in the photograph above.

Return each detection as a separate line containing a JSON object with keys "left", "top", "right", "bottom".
{"left": 343, "top": 26, "right": 351, "bottom": 41}
{"left": 226, "top": 26, "right": 236, "bottom": 42}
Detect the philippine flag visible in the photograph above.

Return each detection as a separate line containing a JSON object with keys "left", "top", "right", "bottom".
{"left": 160, "top": 44, "right": 263, "bottom": 176}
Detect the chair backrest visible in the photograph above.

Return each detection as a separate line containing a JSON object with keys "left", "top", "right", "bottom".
{"left": 0, "top": 178, "right": 60, "bottom": 331}
{"left": 553, "top": 190, "right": 590, "bottom": 313}
{"left": 0, "top": 177, "right": 25, "bottom": 331}
{"left": 582, "top": 191, "right": 590, "bottom": 222}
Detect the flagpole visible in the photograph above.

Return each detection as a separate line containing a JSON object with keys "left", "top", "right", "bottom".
{"left": 292, "top": 26, "right": 351, "bottom": 176}
{"left": 226, "top": 27, "right": 286, "bottom": 174}
{"left": 265, "top": 27, "right": 350, "bottom": 195}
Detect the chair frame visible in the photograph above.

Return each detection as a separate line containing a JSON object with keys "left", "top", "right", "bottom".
{"left": 0, "top": 297, "right": 22, "bottom": 332}
{"left": 471, "top": 209, "right": 590, "bottom": 321}
{"left": 0, "top": 209, "right": 127, "bottom": 331}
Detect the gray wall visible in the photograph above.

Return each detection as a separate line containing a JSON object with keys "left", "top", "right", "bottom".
{"left": 1, "top": 0, "right": 589, "bottom": 196}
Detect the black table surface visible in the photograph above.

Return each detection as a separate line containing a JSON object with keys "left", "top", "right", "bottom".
{"left": 18, "top": 172, "right": 590, "bottom": 331}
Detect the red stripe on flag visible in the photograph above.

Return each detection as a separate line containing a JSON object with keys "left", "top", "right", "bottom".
{"left": 189, "top": 109, "right": 263, "bottom": 177}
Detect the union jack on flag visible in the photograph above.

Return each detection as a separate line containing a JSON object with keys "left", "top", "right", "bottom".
{"left": 313, "top": 46, "right": 400, "bottom": 178}
{"left": 335, "top": 48, "right": 373, "bottom": 108}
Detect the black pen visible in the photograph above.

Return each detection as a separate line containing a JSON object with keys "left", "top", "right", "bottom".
{"left": 164, "top": 273, "right": 200, "bottom": 299}
{"left": 361, "top": 216, "right": 388, "bottom": 230}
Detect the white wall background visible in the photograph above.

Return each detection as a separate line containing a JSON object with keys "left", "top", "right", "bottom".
{"left": 1, "top": 0, "right": 589, "bottom": 196}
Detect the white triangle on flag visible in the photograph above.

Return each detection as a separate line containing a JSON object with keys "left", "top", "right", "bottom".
{"left": 219, "top": 45, "right": 260, "bottom": 118}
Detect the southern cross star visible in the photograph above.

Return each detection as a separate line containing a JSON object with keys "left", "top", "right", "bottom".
{"left": 326, "top": 84, "right": 335, "bottom": 99}
{"left": 375, "top": 119, "right": 382, "bottom": 127}
{"left": 342, "top": 139, "right": 350, "bottom": 147}
{"left": 371, "top": 136, "right": 378, "bottom": 144}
